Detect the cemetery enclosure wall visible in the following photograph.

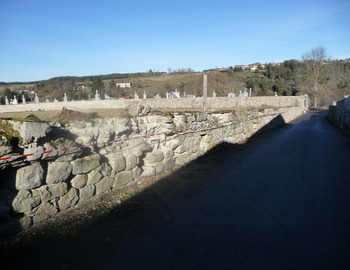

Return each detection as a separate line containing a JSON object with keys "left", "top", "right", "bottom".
{"left": 0, "top": 104, "right": 304, "bottom": 235}
{"left": 0, "top": 96, "right": 307, "bottom": 113}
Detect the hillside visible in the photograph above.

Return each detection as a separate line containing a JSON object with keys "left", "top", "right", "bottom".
{"left": 1, "top": 59, "right": 350, "bottom": 107}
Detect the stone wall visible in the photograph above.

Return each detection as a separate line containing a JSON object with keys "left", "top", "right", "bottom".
{"left": 0, "top": 96, "right": 307, "bottom": 113}
{"left": 0, "top": 100, "right": 305, "bottom": 237}
{"left": 328, "top": 96, "right": 350, "bottom": 134}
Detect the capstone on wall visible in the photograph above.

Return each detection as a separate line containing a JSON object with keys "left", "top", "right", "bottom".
{"left": 0, "top": 96, "right": 307, "bottom": 113}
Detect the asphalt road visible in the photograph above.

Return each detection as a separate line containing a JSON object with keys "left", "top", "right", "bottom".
{"left": 2, "top": 110, "right": 350, "bottom": 269}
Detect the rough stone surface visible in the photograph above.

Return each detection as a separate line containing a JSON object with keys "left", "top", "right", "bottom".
{"left": 19, "top": 215, "right": 33, "bottom": 229}
{"left": 23, "top": 146, "right": 44, "bottom": 161}
{"left": 46, "top": 161, "right": 72, "bottom": 184}
{"left": 0, "top": 145, "right": 13, "bottom": 157}
{"left": 54, "top": 140, "right": 83, "bottom": 162}
{"left": 132, "top": 166, "right": 142, "bottom": 180}
{"left": 46, "top": 183, "right": 68, "bottom": 201}
{"left": 11, "top": 190, "right": 41, "bottom": 213}
{"left": 107, "top": 155, "right": 126, "bottom": 173}
{"left": 71, "top": 154, "right": 101, "bottom": 174}
{"left": 96, "top": 176, "right": 115, "bottom": 194}
{"left": 141, "top": 167, "right": 156, "bottom": 177}
{"left": 163, "top": 158, "right": 176, "bottom": 171}
{"left": 124, "top": 153, "right": 138, "bottom": 171}
{"left": 143, "top": 151, "right": 164, "bottom": 165}
{"left": 16, "top": 162, "right": 44, "bottom": 190}
{"left": 10, "top": 120, "right": 51, "bottom": 145}
{"left": 32, "top": 202, "right": 58, "bottom": 223}
{"left": 58, "top": 188, "right": 79, "bottom": 211}
{"left": 87, "top": 169, "right": 103, "bottom": 185}
{"left": 114, "top": 171, "right": 133, "bottom": 187}
{"left": 79, "top": 185, "right": 96, "bottom": 203}
{"left": 98, "top": 163, "right": 112, "bottom": 177}
{"left": 71, "top": 174, "right": 88, "bottom": 189}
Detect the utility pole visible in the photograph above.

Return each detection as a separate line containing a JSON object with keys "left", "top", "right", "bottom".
{"left": 203, "top": 74, "right": 207, "bottom": 111}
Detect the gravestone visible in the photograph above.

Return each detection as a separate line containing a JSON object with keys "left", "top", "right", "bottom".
{"left": 243, "top": 88, "right": 248, "bottom": 97}
{"left": 13, "top": 95, "right": 18, "bottom": 105}
{"left": 34, "top": 93, "right": 39, "bottom": 103}
{"left": 95, "top": 90, "right": 100, "bottom": 101}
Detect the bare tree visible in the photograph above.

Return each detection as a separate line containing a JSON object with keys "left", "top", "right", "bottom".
{"left": 301, "top": 46, "right": 330, "bottom": 107}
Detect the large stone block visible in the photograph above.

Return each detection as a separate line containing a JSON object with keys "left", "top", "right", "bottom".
{"left": 10, "top": 120, "right": 51, "bottom": 145}
{"left": 124, "top": 153, "right": 138, "bottom": 171}
{"left": 163, "top": 158, "right": 175, "bottom": 171}
{"left": 107, "top": 155, "right": 126, "bottom": 173}
{"left": 71, "top": 154, "right": 101, "bottom": 174}
{"left": 46, "top": 161, "right": 72, "bottom": 184}
{"left": 79, "top": 185, "right": 95, "bottom": 203}
{"left": 143, "top": 151, "right": 164, "bottom": 165}
{"left": 95, "top": 176, "right": 115, "bottom": 195}
{"left": 16, "top": 162, "right": 44, "bottom": 190}
{"left": 87, "top": 169, "right": 103, "bottom": 185}
{"left": 33, "top": 202, "right": 58, "bottom": 223}
{"left": 23, "top": 146, "right": 44, "bottom": 161}
{"left": 132, "top": 166, "right": 142, "bottom": 180}
{"left": 47, "top": 183, "right": 68, "bottom": 200}
{"left": 58, "top": 188, "right": 79, "bottom": 211}
{"left": 71, "top": 174, "right": 88, "bottom": 189}
{"left": 114, "top": 171, "right": 133, "bottom": 187}
{"left": 12, "top": 190, "right": 41, "bottom": 213}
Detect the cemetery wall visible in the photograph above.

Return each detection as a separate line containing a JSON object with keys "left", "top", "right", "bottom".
{"left": 0, "top": 97, "right": 306, "bottom": 238}
{"left": 0, "top": 96, "right": 307, "bottom": 113}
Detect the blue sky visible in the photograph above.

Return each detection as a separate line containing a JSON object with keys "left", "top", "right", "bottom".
{"left": 1, "top": 0, "right": 349, "bottom": 82}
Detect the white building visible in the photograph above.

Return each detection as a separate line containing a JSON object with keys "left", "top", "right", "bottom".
{"left": 116, "top": 81, "right": 134, "bottom": 88}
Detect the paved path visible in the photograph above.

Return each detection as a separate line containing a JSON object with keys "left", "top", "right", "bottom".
{"left": 3, "top": 111, "right": 350, "bottom": 269}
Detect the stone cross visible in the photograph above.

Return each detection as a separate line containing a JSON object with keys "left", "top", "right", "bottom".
{"left": 5, "top": 96, "right": 9, "bottom": 105}
{"left": 63, "top": 93, "right": 68, "bottom": 102}
{"left": 13, "top": 95, "right": 18, "bottom": 104}
{"left": 213, "top": 90, "right": 216, "bottom": 97}
{"left": 22, "top": 95, "right": 26, "bottom": 104}
{"left": 143, "top": 91, "right": 147, "bottom": 99}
